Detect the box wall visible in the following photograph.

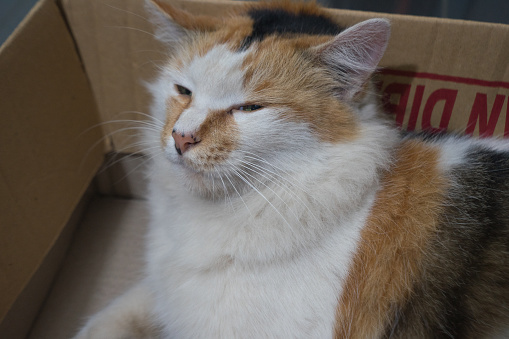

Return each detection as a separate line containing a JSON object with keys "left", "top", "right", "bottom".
{"left": 0, "top": 0, "right": 103, "bottom": 334}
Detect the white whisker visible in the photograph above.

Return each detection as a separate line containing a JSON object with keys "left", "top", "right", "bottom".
{"left": 228, "top": 162, "right": 292, "bottom": 230}
{"left": 218, "top": 174, "right": 234, "bottom": 211}
{"left": 236, "top": 150, "right": 309, "bottom": 192}
{"left": 105, "top": 26, "right": 158, "bottom": 39}
{"left": 99, "top": 145, "right": 161, "bottom": 175}
{"left": 236, "top": 151, "right": 335, "bottom": 216}
{"left": 224, "top": 171, "right": 252, "bottom": 216}
{"left": 136, "top": 59, "right": 168, "bottom": 72}
{"left": 237, "top": 159, "right": 321, "bottom": 224}
{"left": 111, "top": 151, "right": 162, "bottom": 186}
{"left": 115, "top": 111, "right": 165, "bottom": 126}
{"left": 232, "top": 164, "right": 301, "bottom": 227}
{"left": 103, "top": 3, "right": 151, "bottom": 23}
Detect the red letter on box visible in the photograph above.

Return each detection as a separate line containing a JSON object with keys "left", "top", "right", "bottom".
{"left": 466, "top": 93, "right": 505, "bottom": 137}
{"left": 422, "top": 88, "right": 458, "bottom": 134}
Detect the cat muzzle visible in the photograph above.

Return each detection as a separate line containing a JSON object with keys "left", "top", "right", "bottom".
{"left": 172, "top": 129, "right": 200, "bottom": 155}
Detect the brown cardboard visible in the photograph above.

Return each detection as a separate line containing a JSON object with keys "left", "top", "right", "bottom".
{"left": 1, "top": 189, "right": 95, "bottom": 339}
{"left": 60, "top": 0, "right": 167, "bottom": 153}
{"left": 28, "top": 197, "right": 148, "bottom": 339}
{"left": 0, "top": 0, "right": 103, "bottom": 336}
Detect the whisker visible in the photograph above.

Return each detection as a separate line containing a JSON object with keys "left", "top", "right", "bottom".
{"left": 111, "top": 150, "right": 162, "bottom": 186}
{"left": 218, "top": 174, "right": 234, "bottom": 211}
{"left": 80, "top": 125, "right": 160, "bottom": 171}
{"left": 236, "top": 151, "right": 335, "bottom": 215}
{"left": 100, "top": 119, "right": 164, "bottom": 129}
{"left": 233, "top": 164, "right": 301, "bottom": 227}
{"left": 105, "top": 26, "right": 158, "bottom": 39}
{"left": 237, "top": 159, "right": 321, "bottom": 224}
{"left": 78, "top": 118, "right": 163, "bottom": 138}
{"left": 209, "top": 173, "right": 216, "bottom": 202}
{"left": 136, "top": 59, "right": 168, "bottom": 72}
{"left": 224, "top": 171, "right": 252, "bottom": 216}
{"left": 99, "top": 145, "right": 161, "bottom": 175}
{"left": 113, "top": 111, "right": 165, "bottom": 126}
{"left": 238, "top": 158, "right": 307, "bottom": 193}
{"left": 102, "top": 3, "right": 151, "bottom": 23}
{"left": 236, "top": 151, "right": 308, "bottom": 192}
{"left": 228, "top": 163, "right": 292, "bottom": 230}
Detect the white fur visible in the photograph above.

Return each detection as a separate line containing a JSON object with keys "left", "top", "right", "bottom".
{"left": 171, "top": 45, "right": 248, "bottom": 134}
{"left": 143, "top": 121, "right": 395, "bottom": 338}
{"left": 425, "top": 134, "right": 509, "bottom": 173}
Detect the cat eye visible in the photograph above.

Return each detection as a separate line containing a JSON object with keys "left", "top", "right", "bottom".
{"left": 176, "top": 85, "right": 192, "bottom": 96}
{"left": 238, "top": 104, "right": 263, "bottom": 112}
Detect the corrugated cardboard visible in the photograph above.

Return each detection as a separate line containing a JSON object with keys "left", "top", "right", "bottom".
{"left": 1, "top": 0, "right": 509, "bottom": 337}
{"left": 61, "top": 0, "right": 169, "bottom": 153}
{"left": 0, "top": 0, "right": 103, "bottom": 336}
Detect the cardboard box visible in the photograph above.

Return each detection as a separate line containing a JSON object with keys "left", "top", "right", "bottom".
{"left": 1, "top": 0, "right": 508, "bottom": 337}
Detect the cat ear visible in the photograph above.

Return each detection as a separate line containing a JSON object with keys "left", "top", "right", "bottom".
{"left": 145, "top": 0, "right": 222, "bottom": 45}
{"left": 313, "top": 18, "right": 391, "bottom": 100}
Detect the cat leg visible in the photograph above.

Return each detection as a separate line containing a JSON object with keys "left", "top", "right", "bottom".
{"left": 73, "top": 281, "right": 160, "bottom": 339}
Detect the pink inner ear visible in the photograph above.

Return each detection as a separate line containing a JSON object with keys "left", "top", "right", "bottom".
{"left": 340, "top": 19, "right": 390, "bottom": 69}
{"left": 317, "top": 18, "right": 391, "bottom": 99}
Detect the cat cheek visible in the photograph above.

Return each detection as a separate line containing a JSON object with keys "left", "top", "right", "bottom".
{"left": 161, "top": 135, "right": 180, "bottom": 163}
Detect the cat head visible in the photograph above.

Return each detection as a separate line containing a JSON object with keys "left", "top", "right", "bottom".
{"left": 146, "top": 0, "right": 391, "bottom": 197}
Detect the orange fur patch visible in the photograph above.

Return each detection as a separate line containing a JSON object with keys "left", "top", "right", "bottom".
{"left": 334, "top": 140, "right": 449, "bottom": 338}
{"left": 242, "top": 36, "right": 358, "bottom": 143}
{"left": 162, "top": 95, "right": 239, "bottom": 171}
{"left": 186, "top": 110, "right": 239, "bottom": 172}
{"left": 151, "top": 0, "right": 222, "bottom": 32}
{"left": 215, "top": 17, "right": 254, "bottom": 49}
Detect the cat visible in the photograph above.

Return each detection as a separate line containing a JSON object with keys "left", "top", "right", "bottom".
{"left": 74, "top": 0, "right": 509, "bottom": 338}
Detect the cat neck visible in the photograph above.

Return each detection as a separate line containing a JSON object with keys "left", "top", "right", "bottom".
{"left": 147, "top": 119, "right": 399, "bottom": 265}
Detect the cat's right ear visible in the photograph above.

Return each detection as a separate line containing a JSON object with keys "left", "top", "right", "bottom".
{"left": 145, "top": 0, "right": 222, "bottom": 46}
{"left": 312, "top": 18, "right": 391, "bottom": 100}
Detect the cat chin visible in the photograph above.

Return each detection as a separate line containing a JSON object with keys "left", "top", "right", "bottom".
{"left": 162, "top": 157, "right": 245, "bottom": 200}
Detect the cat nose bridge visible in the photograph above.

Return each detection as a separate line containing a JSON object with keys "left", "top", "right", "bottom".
{"left": 170, "top": 104, "right": 212, "bottom": 154}
{"left": 172, "top": 129, "right": 201, "bottom": 155}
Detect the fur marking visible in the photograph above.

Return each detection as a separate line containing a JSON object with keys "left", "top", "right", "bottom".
{"left": 242, "top": 36, "right": 358, "bottom": 142}
{"left": 334, "top": 140, "right": 448, "bottom": 338}
{"left": 240, "top": 7, "right": 342, "bottom": 49}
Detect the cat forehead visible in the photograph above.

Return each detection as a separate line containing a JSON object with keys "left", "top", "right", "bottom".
{"left": 172, "top": 45, "right": 247, "bottom": 107}
{"left": 187, "top": 44, "right": 246, "bottom": 80}
{"left": 176, "top": 4, "right": 344, "bottom": 53}
{"left": 173, "top": 5, "right": 344, "bottom": 78}
{"left": 238, "top": 6, "right": 343, "bottom": 50}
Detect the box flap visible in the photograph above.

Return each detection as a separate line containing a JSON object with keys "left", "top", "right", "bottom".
{"left": 0, "top": 0, "right": 103, "bottom": 329}
{"left": 61, "top": 0, "right": 164, "bottom": 153}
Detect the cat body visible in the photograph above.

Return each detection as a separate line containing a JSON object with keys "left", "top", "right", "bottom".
{"left": 74, "top": 1, "right": 509, "bottom": 338}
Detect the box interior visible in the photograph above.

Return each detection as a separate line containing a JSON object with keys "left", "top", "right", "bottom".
{"left": 1, "top": 0, "right": 509, "bottom": 338}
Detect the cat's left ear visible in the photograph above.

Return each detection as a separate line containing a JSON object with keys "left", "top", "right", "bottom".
{"left": 146, "top": 0, "right": 222, "bottom": 45}
{"left": 313, "top": 18, "right": 390, "bottom": 100}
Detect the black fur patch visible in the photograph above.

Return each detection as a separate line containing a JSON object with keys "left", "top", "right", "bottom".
{"left": 384, "top": 146, "right": 509, "bottom": 338}
{"left": 240, "top": 8, "right": 343, "bottom": 50}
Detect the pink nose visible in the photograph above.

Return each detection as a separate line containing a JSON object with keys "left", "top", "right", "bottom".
{"left": 172, "top": 130, "right": 200, "bottom": 155}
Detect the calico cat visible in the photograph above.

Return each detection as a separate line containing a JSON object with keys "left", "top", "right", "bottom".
{"left": 74, "top": 0, "right": 509, "bottom": 338}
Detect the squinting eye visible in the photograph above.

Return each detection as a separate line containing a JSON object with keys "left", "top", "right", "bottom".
{"left": 238, "top": 104, "right": 263, "bottom": 112}
{"left": 176, "top": 85, "right": 192, "bottom": 96}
